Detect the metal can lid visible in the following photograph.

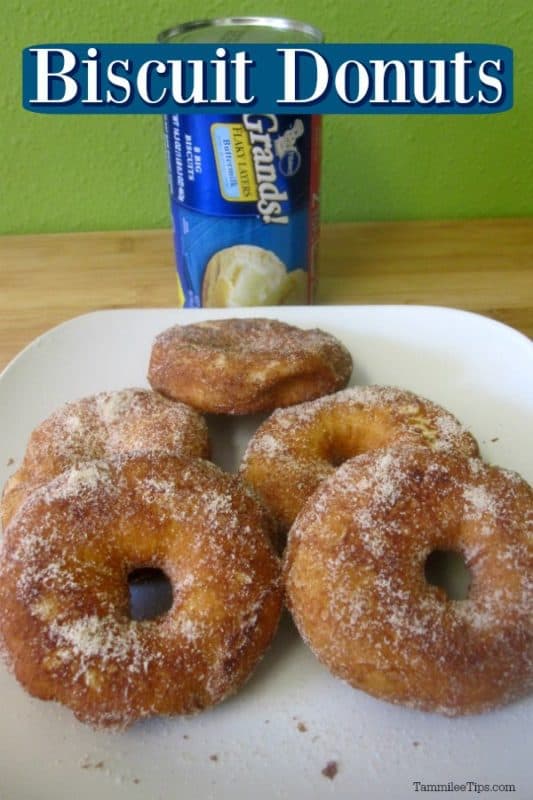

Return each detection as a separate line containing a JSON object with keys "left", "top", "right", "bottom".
{"left": 158, "top": 16, "right": 323, "bottom": 45}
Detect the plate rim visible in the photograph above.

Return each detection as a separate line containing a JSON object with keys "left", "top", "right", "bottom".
{"left": 2, "top": 303, "right": 531, "bottom": 383}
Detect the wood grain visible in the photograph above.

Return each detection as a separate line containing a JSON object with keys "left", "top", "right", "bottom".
{"left": 0, "top": 218, "right": 531, "bottom": 371}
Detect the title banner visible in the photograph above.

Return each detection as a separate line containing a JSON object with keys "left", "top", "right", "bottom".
{"left": 23, "top": 43, "right": 513, "bottom": 114}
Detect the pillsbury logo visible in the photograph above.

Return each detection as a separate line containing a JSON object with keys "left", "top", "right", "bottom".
{"left": 274, "top": 120, "right": 304, "bottom": 177}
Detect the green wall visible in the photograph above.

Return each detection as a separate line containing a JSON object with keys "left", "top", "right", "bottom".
{"left": 2, "top": 0, "right": 531, "bottom": 234}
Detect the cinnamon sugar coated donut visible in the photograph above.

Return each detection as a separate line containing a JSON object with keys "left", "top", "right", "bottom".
{"left": 241, "top": 386, "right": 479, "bottom": 532}
{"left": 0, "top": 454, "right": 282, "bottom": 728}
{"left": 284, "top": 447, "right": 533, "bottom": 715}
{"left": 147, "top": 318, "right": 353, "bottom": 414}
{"left": 1, "top": 388, "right": 209, "bottom": 529}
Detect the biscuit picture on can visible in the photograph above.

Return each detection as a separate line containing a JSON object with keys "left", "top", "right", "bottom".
{"left": 202, "top": 244, "right": 307, "bottom": 307}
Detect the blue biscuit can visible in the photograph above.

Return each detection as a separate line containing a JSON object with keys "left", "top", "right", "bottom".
{"left": 158, "top": 17, "right": 323, "bottom": 308}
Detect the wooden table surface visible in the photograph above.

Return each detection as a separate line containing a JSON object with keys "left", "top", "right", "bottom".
{"left": 1, "top": 217, "right": 531, "bottom": 371}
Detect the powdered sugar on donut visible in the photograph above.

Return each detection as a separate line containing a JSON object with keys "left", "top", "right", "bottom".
{"left": 0, "top": 454, "right": 282, "bottom": 728}
{"left": 241, "top": 385, "right": 479, "bottom": 531}
{"left": 48, "top": 615, "right": 153, "bottom": 673}
{"left": 148, "top": 318, "right": 353, "bottom": 414}
{"left": 284, "top": 446, "right": 533, "bottom": 715}
{"left": 1, "top": 389, "right": 209, "bottom": 529}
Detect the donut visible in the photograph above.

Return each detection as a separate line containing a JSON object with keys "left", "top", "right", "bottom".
{"left": 1, "top": 388, "right": 209, "bottom": 529}
{"left": 240, "top": 386, "right": 479, "bottom": 532}
{"left": 0, "top": 454, "right": 282, "bottom": 728}
{"left": 147, "top": 318, "right": 353, "bottom": 414}
{"left": 284, "top": 446, "right": 533, "bottom": 715}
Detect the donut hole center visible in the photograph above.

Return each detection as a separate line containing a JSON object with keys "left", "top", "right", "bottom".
{"left": 424, "top": 550, "right": 471, "bottom": 601}
{"left": 128, "top": 567, "right": 173, "bottom": 620}
{"left": 324, "top": 423, "right": 393, "bottom": 468}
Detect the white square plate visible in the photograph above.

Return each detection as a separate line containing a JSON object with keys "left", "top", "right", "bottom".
{"left": 0, "top": 306, "right": 531, "bottom": 800}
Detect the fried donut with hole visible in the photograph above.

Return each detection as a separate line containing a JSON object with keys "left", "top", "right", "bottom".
{"left": 1, "top": 388, "right": 209, "bottom": 529}
{"left": 241, "top": 386, "right": 479, "bottom": 532}
{"left": 147, "top": 318, "right": 353, "bottom": 414}
{"left": 0, "top": 454, "right": 282, "bottom": 729}
{"left": 284, "top": 446, "right": 533, "bottom": 715}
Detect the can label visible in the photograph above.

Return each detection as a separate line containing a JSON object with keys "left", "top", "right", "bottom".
{"left": 164, "top": 113, "right": 320, "bottom": 307}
